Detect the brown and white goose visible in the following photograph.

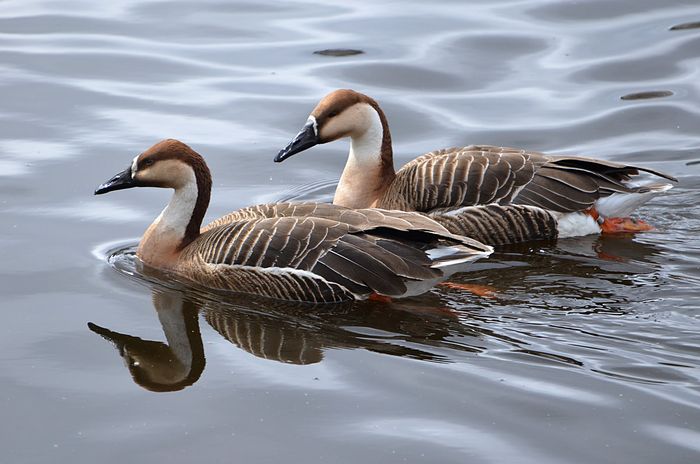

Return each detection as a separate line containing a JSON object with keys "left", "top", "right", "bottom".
{"left": 275, "top": 89, "right": 677, "bottom": 245}
{"left": 94, "top": 139, "right": 492, "bottom": 303}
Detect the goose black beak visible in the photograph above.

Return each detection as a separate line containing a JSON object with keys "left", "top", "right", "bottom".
{"left": 87, "top": 322, "right": 140, "bottom": 352}
{"left": 274, "top": 119, "right": 319, "bottom": 162}
{"left": 94, "top": 166, "right": 136, "bottom": 195}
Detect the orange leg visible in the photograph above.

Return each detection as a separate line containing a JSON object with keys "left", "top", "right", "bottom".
{"left": 368, "top": 293, "right": 393, "bottom": 303}
{"left": 439, "top": 282, "right": 497, "bottom": 298}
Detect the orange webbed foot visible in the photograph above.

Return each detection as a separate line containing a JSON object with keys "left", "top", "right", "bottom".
{"left": 439, "top": 282, "right": 497, "bottom": 298}
{"left": 600, "top": 217, "right": 654, "bottom": 234}
{"left": 586, "top": 207, "right": 654, "bottom": 234}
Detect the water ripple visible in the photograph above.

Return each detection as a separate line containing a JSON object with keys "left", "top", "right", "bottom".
{"left": 2, "top": 1, "right": 700, "bottom": 463}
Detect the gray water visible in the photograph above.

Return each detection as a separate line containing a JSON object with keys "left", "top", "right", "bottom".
{"left": 1, "top": 1, "right": 700, "bottom": 463}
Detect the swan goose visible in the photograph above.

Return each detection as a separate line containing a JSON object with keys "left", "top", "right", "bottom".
{"left": 94, "top": 139, "right": 492, "bottom": 303}
{"left": 275, "top": 89, "right": 677, "bottom": 245}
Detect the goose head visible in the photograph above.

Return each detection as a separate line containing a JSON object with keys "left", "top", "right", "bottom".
{"left": 94, "top": 139, "right": 210, "bottom": 195}
{"left": 275, "top": 89, "right": 392, "bottom": 163}
{"left": 95, "top": 139, "right": 212, "bottom": 266}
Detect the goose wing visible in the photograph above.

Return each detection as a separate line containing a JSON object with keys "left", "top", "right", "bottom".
{"left": 206, "top": 201, "right": 491, "bottom": 259}
{"left": 514, "top": 155, "right": 678, "bottom": 213}
{"left": 184, "top": 217, "right": 357, "bottom": 303}
{"left": 387, "top": 145, "right": 546, "bottom": 211}
{"left": 184, "top": 215, "right": 490, "bottom": 303}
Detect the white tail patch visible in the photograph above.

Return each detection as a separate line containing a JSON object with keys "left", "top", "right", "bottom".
{"left": 595, "top": 183, "right": 673, "bottom": 218}
{"left": 556, "top": 212, "right": 600, "bottom": 238}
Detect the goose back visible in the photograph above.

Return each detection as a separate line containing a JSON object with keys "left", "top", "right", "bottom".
{"left": 380, "top": 145, "right": 677, "bottom": 214}
{"left": 204, "top": 202, "right": 458, "bottom": 236}
{"left": 380, "top": 146, "right": 545, "bottom": 211}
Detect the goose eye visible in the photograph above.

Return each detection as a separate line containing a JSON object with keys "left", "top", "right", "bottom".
{"left": 327, "top": 110, "right": 339, "bottom": 118}
{"left": 142, "top": 159, "right": 154, "bottom": 167}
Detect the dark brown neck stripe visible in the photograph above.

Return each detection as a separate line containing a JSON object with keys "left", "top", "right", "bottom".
{"left": 179, "top": 159, "right": 211, "bottom": 251}
{"left": 364, "top": 96, "right": 396, "bottom": 183}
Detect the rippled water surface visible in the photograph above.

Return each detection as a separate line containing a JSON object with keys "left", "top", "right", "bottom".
{"left": 1, "top": 1, "right": 700, "bottom": 463}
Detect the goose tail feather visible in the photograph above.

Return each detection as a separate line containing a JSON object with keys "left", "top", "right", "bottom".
{"left": 595, "top": 182, "right": 673, "bottom": 218}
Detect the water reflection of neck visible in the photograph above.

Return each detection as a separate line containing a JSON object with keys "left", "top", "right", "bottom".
{"left": 89, "top": 290, "right": 205, "bottom": 392}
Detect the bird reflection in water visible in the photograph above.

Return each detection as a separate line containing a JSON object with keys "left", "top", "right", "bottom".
{"left": 88, "top": 289, "right": 205, "bottom": 392}
{"left": 90, "top": 234, "right": 663, "bottom": 392}
{"left": 442, "top": 234, "right": 663, "bottom": 315}
{"left": 88, "top": 280, "right": 487, "bottom": 392}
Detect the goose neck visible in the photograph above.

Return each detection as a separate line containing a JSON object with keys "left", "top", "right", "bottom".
{"left": 137, "top": 165, "right": 211, "bottom": 266}
{"left": 335, "top": 103, "right": 395, "bottom": 208}
{"left": 349, "top": 102, "right": 394, "bottom": 173}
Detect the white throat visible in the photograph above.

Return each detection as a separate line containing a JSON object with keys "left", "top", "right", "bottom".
{"left": 141, "top": 168, "right": 198, "bottom": 254}
{"left": 136, "top": 163, "right": 200, "bottom": 267}
{"left": 347, "top": 104, "right": 384, "bottom": 168}
{"left": 334, "top": 104, "right": 389, "bottom": 208}
{"left": 157, "top": 177, "right": 198, "bottom": 235}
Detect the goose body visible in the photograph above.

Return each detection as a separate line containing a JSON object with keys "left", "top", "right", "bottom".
{"left": 95, "top": 139, "right": 492, "bottom": 303}
{"left": 275, "top": 89, "right": 677, "bottom": 245}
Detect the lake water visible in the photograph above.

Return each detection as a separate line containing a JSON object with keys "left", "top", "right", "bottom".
{"left": 1, "top": 0, "right": 699, "bottom": 463}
